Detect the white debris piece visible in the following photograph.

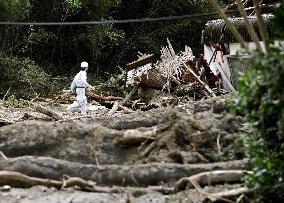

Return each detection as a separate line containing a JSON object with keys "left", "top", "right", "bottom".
{"left": 126, "top": 63, "right": 153, "bottom": 86}
{"left": 126, "top": 39, "right": 196, "bottom": 91}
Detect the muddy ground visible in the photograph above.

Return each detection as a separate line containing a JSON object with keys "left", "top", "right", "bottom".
{"left": 0, "top": 92, "right": 249, "bottom": 202}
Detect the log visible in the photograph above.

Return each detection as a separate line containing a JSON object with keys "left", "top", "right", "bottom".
{"left": 174, "top": 170, "right": 246, "bottom": 191}
{"left": 88, "top": 92, "right": 123, "bottom": 101}
{"left": 109, "top": 85, "right": 138, "bottom": 114}
{"left": 33, "top": 104, "right": 64, "bottom": 120}
{"left": 108, "top": 101, "right": 119, "bottom": 115}
{"left": 126, "top": 53, "right": 155, "bottom": 71}
{"left": 120, "top": 85, "right": 139, "bottom": 106}
{"left": 0, "top": 114, "right": 164, "bottom": 165}
{"left": 0, "top": 156, "right": 248, "bottom": 187}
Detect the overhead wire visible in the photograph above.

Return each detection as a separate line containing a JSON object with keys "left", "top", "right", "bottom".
{"left": 0, "top": 10, "right": 241, "bottom": 26}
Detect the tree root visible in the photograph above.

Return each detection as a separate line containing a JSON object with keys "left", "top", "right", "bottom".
{"left": 0, "top": 170, "right": 175, "bottom": 194}
{"left": 0, "top": 171, "right": 96, "bottom": 191}
{"left": 174, "top": 170, "right": 251, "bottom": 203}
{"left": 206, "top": 186, "right": 250, "bottom": 202}
{"left": 0, "top": 170, "right": 251, "bottom": 202}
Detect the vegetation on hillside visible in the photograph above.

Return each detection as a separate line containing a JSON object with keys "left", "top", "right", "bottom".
{"left": 232, "top": 1, "right": 284, "bottom": 202}
{"left": 0, "top": 0, "right": 216, "bottom": 96}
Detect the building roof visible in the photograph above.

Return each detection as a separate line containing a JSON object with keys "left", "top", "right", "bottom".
{"left": 203, "top": 14, "right": 276, "bottom": 44}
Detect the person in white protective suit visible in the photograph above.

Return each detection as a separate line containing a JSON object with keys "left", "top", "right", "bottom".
{"left": 67, "top": 61, "right": 93, "bottom": 115}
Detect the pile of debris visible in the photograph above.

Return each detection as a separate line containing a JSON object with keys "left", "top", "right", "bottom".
{"left": 126, "top": 38, "right": 225, "bottom": 100}
{"left": 0, "top": 98, "right": 249, "bottom": 202}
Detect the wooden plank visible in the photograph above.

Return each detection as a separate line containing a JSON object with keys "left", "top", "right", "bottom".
{"left": 126, "top": 54, "right": 155, "bottom": 70}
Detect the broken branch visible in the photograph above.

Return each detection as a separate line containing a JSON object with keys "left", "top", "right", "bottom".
{"left": 0, "top": 151, "right": 7, "bottom": 160}
{"left": 33, "top": 104, "right": 64, "bottom": 121}
{"left": 0, "top": 170, "right": 94, "bottom": 191}
{"left": 181, "top": 60, "right": 216, "bottom": 97}
{"left": 174, "top": 170, "right": 246, "bottom": 191}
{"left": 88, "top": 92, "right": 123, "bottom": 101}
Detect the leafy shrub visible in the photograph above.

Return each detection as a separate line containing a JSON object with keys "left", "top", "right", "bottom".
{"left": 94, "top": 73, "right": 127, "bottom": 96}
{"left": 0, "top": 53, "right": 51, "bottom": 98}
{"left": 233, "top": 46, "right": 284, "bottom": 202}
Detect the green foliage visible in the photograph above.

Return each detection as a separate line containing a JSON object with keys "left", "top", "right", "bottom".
{"left": 1, "top": 94, "right": 32, "bottom": 107}
{"left": 0, "top": 0, "right": 215, "bottom": 82}
{"left": 115, "top": 0, "right": 213, "bottom": 58}
{"left": 76, "top": 24, "right": 125, "bottom": 74}
{"left": 0, "top": 0, "right": 31, "bottom": 21}
{"left": 0, "top": 0, "right": 31, "bottom": 56}
{"left": 233, "top": 46, "right": 284, "bottom": 202}
{"left": 0, "top": 53, "right": 51, "bottom": 97}
{"left": 95, "top": 73, "right": 127, "bottom": 96}
{"left": 274, "top": 1, "right": 284, "bottom": 39}
{"left": 66, "top": 0, "right": 82, "bottom": 9}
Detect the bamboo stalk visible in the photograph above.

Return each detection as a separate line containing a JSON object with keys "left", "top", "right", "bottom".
{"left": 236, "top": 0, "right": 263, "bottom": 53}
{"left": 209, "top": 0, "right": 247, "bottom": 49}
{"left": 252, "top": 0, "right": 269, "bottom": 52}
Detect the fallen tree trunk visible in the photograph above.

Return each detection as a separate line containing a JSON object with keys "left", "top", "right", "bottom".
{"left": 0, "top": 119, "right": 164, "bottom": 165}
{"left": 88, "top": 92, "right": 123, "bottom": 101}
{"left": 0, "top": 156, "right": 248, "bottom": 187}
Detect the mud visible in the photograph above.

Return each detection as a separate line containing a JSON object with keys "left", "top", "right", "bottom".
{"left": 0, "top": 184, "right": 246, "bottom": 203}
{"left": 0, "top": 94, "right": 249, "bottom": 202}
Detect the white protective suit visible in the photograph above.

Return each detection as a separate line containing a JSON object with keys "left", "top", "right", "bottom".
{"left": 67, "top": 70, "right": 92, "bottom": 115}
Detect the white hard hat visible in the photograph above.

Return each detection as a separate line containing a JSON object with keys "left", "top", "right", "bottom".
{"left": 81, "top": 61, "right": 88, "bottom": 68}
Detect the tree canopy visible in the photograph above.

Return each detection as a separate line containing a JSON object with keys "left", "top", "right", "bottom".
{"left": 0, "top": 0, "right": 213, "bottom": 78}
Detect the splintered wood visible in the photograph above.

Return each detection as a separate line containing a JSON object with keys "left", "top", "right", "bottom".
{"left": 125, "top": 38, "right": 221, "bottom": 98}
{"left": 126, "top": 39, "right": 193, "bottom": 91}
